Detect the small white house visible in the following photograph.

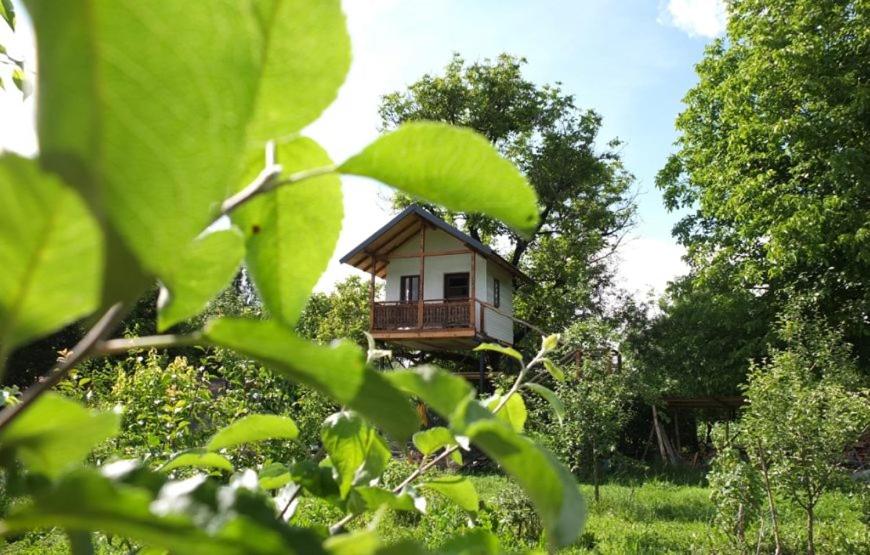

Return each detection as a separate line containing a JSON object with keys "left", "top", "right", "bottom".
{"left": 340, "top": 205, "right": 531, "bottom": 351}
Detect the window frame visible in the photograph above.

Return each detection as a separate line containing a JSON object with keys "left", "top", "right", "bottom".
{"left": 493, "top": 278, "right": 501, "bottom": 308}
{"left": 399, "top": 274, "right": 420, "bottom": 302}
{"left": 443, "top": 272, "right": 470, "bottom": 300}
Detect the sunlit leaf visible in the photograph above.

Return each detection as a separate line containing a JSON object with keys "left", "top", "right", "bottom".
{"left": 439, "top": 529, "right": 500, "bottom": 555}
{"left": 486, "top": 393, "right": 526, "bottom": 433}
{"left": 412, "top": 427, "right": 455, "bottom": 456}
{"left": 420, "top": 476, "right": 479, "bottom": 513}
{"left": 205, "top": 318, "right": 418, "bottom": 440}
{"left": 0, "top": 0, "right": 13, "bottom": 29}
{"left": 541, "top": 358, "right": 565, "bottom": 382}
{"left": 321, "top": 412, "right": 391, "bottom": 499}
{"left": 473, "top": 343, "right": 523, "bottom": 363}
{"left": 524, "top": 383, "right": 565, "bottom": 425}
{"left": 234, "top": 138, "right": 341, "bottom": 326}
{"left": 157, "top": 229, "right": 244, "bottom": 331}
{"left": 346, "top": 486, "right": 416, "bottom": 515}
{"left": 160, "top": 451, "right": 233, "bottom": 473}
{"left": 339, "top": 123, "right": 539, "bottom": 235}
{"left": 207, "top": 414, "right": 298, "bottom": 451}
{"left": 0, "top": 394, "right": 118, "bottom": 478}
{"left": 385, "top": 366, "right": 474, "bottom": 418}
{"left": 259, "top": 462, "right": 292, "bottom": 490}
{"left": 0, "top": 154, "right": 102, "bottom": 365}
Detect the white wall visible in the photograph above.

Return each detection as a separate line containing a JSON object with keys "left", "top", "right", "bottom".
{"left": 481, "top": 260, "right": 514, "bottom": 344}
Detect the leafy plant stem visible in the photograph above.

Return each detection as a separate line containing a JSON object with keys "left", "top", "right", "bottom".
{"left": 95, "top": 333, "right": 201, "bottom": 355}
{"left": 219, "top": 164, "right": 337, "bottom": 217}
{"left": 0, "top": 303, "right": 125, "bottom": 432}
{"left": 328, "top": 349, "right": 545, "bottom": 535}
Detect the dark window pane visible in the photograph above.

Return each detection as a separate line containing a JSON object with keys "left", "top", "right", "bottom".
{"left": 400, "top": 275, "right": 419, "bottom": 302}
{"left": 494, "top": 278, "right": 500, "bottom": 308}
{"left": 443, "top": 273, "right": 469, "bottom": 299}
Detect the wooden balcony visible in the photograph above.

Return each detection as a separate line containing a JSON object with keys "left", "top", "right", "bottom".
{"left": 370, "top": 299, "right": 477, "bottom": 349}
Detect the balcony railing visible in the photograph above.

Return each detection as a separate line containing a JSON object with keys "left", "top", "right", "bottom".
{"left": 372, "top": 299, "right": 473, "bottom": 331}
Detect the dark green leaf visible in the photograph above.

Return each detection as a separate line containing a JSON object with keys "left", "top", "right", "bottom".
{"left": 234, "top": 138, "right": 342, "bottom": 326}
{"left": 420, "top": 476, "right": 479, "bottom": 513}
{"left": 346, "top": 486, "right": 416, "bottom": 515}
{"left": 205, "top": 318, "right": 418, "bottom": 440}
{"left": 0, "top": 394, "right": 118, "bottom": 478}
{"left": 160, "top": 451, "right": 233, "bottom": 473}
{"left": 321, "top": 412, "right": 391, "bottom": 499}
{"left": 0, "top": 154, "right": 102, "bottom": 364}
{"left": 207, "top": 414, "right": 298, "bottom": 451}
{"left": 474, "top": 343, "right": 523, "bottom": 363}
{"left": 339, "top": 123, "right": 539, "bottom": 235}
{"left": 258, "top": 463, "right": 292, "bottom": 490}
{"left": 524, "top": 383, "right": 565, "bottom": 425}
{"left": 0, "top": 0, "right": 13, "bottom": 29}
{"left": 157, "top": 229, "right": 244, "bottom": 331}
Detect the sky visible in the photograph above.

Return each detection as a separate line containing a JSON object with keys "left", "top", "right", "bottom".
{"left": 0, "top": 0, "right": 728, "bottom": 299}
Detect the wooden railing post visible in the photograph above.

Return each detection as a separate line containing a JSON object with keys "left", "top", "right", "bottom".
{"left": 417, "top": 225, "right": 425, "bottom": 329}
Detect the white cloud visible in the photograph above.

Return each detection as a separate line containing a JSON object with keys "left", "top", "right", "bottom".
{"left": 615, "top": 236, "right": 688, "bottom": 300}
{"left": 659, "top": 0, "right": 728, "bottom": 39}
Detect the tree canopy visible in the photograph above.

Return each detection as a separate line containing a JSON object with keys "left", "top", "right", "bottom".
{"left": 379, "top": 54, "right": 636, "bottom": 337}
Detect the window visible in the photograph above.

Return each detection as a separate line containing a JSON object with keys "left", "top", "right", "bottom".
{"left": 493, "top": 278, "right": 501, "bottom": 308}
{"left": 443, "top": 273, "right": 470, "bottom": 299}
{"left": 399, "top": 275, "right": 420, "bottom": 302}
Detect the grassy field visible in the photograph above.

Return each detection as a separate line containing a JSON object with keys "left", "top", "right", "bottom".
{"left": 3, "top": 467, "right": 867, "bottom": 554}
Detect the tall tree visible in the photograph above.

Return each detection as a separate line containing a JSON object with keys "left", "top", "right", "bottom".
{"left": 657, "top": 0, "right": 870, "bottom": 368}
{"left": 380, "top": 54, "right": 636, "bottom": 337}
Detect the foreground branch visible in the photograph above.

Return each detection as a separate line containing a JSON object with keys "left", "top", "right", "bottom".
{"left": 0, "top": 303, "right": 126, "bottom": 431}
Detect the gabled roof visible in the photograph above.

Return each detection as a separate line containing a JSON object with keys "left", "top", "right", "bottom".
{"left": 339, "top": 205, "right": 531, "bottom": 282}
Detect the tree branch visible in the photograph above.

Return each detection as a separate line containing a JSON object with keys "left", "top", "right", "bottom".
{"left": 0, "top": 303, "right": 126, "bottom": 431}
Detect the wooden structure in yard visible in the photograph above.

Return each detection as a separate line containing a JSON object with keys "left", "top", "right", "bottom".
{"left": 340, "top": 205, "right": 537, "bottom": 352}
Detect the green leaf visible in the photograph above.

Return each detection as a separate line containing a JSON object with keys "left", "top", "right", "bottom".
{"left": 258, "top": 462, "right": 292, "bottom": 490}
{"left": 160, "top": 450, "right": 233, "bottom": 473}
{"left": 0, "top": 0, "right": 13, "bottom": 29}
{"left": 385, "top": 366, "right": 474, "bottom": 417}
{"left": 245, "top": 0, "right": 350, "bottom": 143}
{"left": 541, "top": 358, "right": 565, "bottom": 382}
{"left": 420, "top": 476, "right": 479, "bottom": 513}
{"left": 523, "top": 383, "right": 565, "bottom": 426}
{"left": 234, "top": 138, "right": 342, "bottom": 326}
{"left": 0, "top": 154, "right": 102, "bottom": 364}
{"left": 206, "top": 414, "right": 298, "bottom": 451}
{"left": 157, "top": 229, "right": 244, "bottom": 331}
{"left": 474, "top": 343, "right": 523, "bottom": 363}
{"left": 324, "top": 531, "right": 380, "bottom": 555}
{"left": 541, "top": 333, "right": 560, "bottom": 353}
{"left": 205, "top": 318, "right": 418, "bottom": 440}
{"left": 22, "top": 1, "right": 258, "bottom": 298}
{"left": 412, "top": 427, "right": 455, "bottom": 456}
{"left": 321, "top": 412, "right": 391, "bottom": 499}
{"left": 440, "top": 529, "right": 500, "bottom": 555}
{"left": 346, "top": 486, "right": 416, "bottom": 515}
{"left": 0, "top": 394, "right": 118, "bottom": 478}
{"left": 339, "top": 122, "right": 539, "bottom": 235}
{"left": 462, "top": 415, "right": 585, "bottom": 548}
{"left": 486, "top": 393, "right": 526, "bottom": 433}
{"left": 11, "top": 66, "right": 23, "bottom": 92}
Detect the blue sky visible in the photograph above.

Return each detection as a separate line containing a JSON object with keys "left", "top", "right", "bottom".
{"left": 0, "top": 0, "right": 728, "bottom": 297}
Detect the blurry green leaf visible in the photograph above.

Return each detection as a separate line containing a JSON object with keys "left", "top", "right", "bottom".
{"left": 541, "top": 358, "right": 565, "bottom": 382}
{"left": 0, "top": 394, "right": 118, "bottom": 478}
{"left": 462, "top": 415, "right": 585, "bottom": 548}
{"left": 0, "top": 0, "right": 13, "bottom": 29}
{"left": 258, "top": 463, "right": 292, "bottom": 490}
{"left": 440, "top": 529, "right": 500, "bottom": 555}
{"left": 160, "top": 450, "right": 233, "bottom": 473}
{"left": 420, "top": 476, "right": 478, "bottom": 513}
{"left": 321, "top": 412, "right": 391, "bottom": 499}
{"left": 524, "top": 383, "right": 565, "bottom": 425}
{"left": 0, "top": 155, "right": 102, "bottom": 364}
{"left": 474, "top": 343, "right": 523, "bottom": 363}
{"left": 346, "top": 486, "right": 416, "bottom": 515}
{"left": 324, "top": 530, "right": 380, "bottom": 555}
{"left": 246, "top": 0, "right": 350, "bottom": 143}
{"left": 205, "top": 318, "right": 418, "bottom": 440}
{"left": 234, "top": 138, "right": 341, "bottom": 326}
{"left": 541, "top": 333, "right": 560, "bottom": 353}
{"left": 157, "top": 229, "right": 244, "bottom": 331}
{"left": 339, "top": 122, "right": 539, "bottom": 235}
{"left": 412, "top": 427, "right": 455, "bottom": 456}
{"left": 11, "top": 66, "right": 23, "bottom": 92}
{"left": 486, "top": 393, "right": 526, "bottom": 433}
{"left": 207, "top": 414, "right": 298, "bottom": 451}
{"left": 386, "top": 366, "right": 474, "bottom": 417}
{"left": 289, "top": 460, "right": 340, "bottom": 499}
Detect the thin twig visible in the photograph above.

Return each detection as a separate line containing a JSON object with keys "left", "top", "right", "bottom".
{"left": 219, "top": 164, "right": 336, "bottom": 217}
{"left": 95, "top": 333, "right": 201, "bottom": 355}
{"left": 279, "top": 485, "right": 302, "bottom": 520}
{"left": 0, "top": 303, "right": 126, "bottom": 431}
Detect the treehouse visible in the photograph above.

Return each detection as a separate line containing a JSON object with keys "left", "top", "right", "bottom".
{"left": 340, "top": 205, "right": 532, "bottom": 351}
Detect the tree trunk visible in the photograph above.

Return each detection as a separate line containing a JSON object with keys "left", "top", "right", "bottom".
{"left": 592, "top": 445, "right": 600, "bottom": 502}
{"left": 736, "top": 502, "right": 746, "bottom": 545}
{"left": 756, "top": 443, "right": 782, "bottom": 555}
{"left": 806, "top": 504, "right": 815, "bottom": 555}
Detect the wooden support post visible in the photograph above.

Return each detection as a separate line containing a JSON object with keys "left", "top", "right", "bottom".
{"left": 417, "top": 226, "right": 425, "bottom": 329}
{"left": 369, "top": 254, "right": 375, "bottom": 330}
{"left": 470, "top": 252, "right": 476, "bottom": 330}
{"left": 478, "top": 350, "right": 486, "bottom": 393}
